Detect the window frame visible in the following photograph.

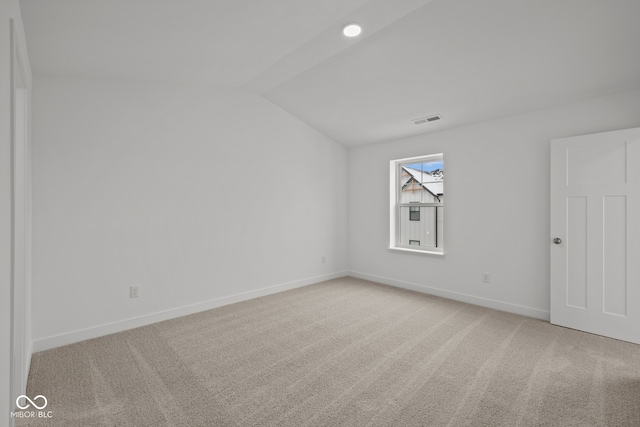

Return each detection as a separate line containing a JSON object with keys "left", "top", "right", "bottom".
{"left": 389, "top": 153, "right": 444, "bottom": 255}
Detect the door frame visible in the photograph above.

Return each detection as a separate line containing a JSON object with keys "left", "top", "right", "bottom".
{"left": 9, "top": 17, "right": 32, "bottom": 412}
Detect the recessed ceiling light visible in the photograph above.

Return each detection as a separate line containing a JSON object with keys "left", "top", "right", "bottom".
{"left": 343, "top": 23, "right": 362, "bottom": 37}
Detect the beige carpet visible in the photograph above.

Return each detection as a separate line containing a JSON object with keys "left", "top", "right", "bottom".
{"left": 18, "top": 277, "right": 640, "bottom": 426}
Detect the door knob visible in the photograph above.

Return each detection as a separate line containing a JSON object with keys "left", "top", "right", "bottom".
{"left": 553, "top": 238, "right": 562, "bottom": 244}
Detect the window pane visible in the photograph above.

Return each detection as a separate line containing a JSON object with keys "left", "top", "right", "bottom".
{"left": 409, "top": 206, "right": 420, "bottom": 221}
{"left": 400, "top": 206, "right": 437, "bottom": 248}
{"left": 400, "top": 160, "right": 443, "bottom": 203}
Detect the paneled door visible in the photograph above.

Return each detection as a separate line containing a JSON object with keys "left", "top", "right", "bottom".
{"left": 550, "top": 127, "right": 640, "bottom": 344}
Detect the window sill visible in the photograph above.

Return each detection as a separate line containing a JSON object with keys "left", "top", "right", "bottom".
{"left": 388, "top": 247, "right": 444, "bottom": 256}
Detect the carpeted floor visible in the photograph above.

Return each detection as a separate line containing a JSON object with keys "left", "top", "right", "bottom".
{"left": 18, "top": 277, "right": 640, "bottom": 426}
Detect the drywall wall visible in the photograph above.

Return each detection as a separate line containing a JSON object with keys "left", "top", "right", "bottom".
{"left": 31, "top": 75, "right": 348, "bottom": 349}
{"left": 348, "top": 89, "right": 640, "bottom": 319}
{"left": 1, "top": 2, "right": 32, "bottom": 425}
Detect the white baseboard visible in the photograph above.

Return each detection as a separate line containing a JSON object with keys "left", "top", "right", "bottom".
{"left": 33, "top": 271, "right": 348, "bottom": 352}
{"left": 349, "top": 271, "right": 550, "bottom": 321}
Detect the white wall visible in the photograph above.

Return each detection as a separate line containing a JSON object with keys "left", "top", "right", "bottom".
{"left": 31, "top": 75, "right": 348, "bottom": 350}
{"left": 348, "top": 90, "right": 640, "bottom": 319}
{"left": 2, "top": 2, "right": 32, "bottom": 425}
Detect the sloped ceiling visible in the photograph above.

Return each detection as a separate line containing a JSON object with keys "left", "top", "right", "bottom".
{"left": 20, "top": 0, "right": 640, "bottom": 146}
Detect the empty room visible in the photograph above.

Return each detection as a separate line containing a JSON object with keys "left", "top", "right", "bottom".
{"left": 3, "top": 0, "right": 640, "bottom": 426}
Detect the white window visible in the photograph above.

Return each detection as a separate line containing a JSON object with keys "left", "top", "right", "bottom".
{"left": 409, "top": 206, "right": 420, "bottom": 221}
{"left": 390, "top": 154, "right": 444, "bottom": 254}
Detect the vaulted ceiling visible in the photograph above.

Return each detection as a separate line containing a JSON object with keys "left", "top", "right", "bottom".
{"left": 20, "top": 0, "right": 640, "bottom": 146}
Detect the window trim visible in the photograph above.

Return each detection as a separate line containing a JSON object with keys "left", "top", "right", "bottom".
{"left": 389, "top": 153, "right": 444, "bottom": 255}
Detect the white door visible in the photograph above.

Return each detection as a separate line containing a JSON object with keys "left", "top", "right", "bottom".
{"left": 550, "top": 127, "right": 640, "bottom": 344}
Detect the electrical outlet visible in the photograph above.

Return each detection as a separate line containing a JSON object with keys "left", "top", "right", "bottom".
{"left": 321, "top": 256, "right": 326, "bottom": 264}
{"left": 482, "top": 273, "right": 491, "bottom": 284}
{"left": 130, "top": 285, "right": 139, "bottom": 298}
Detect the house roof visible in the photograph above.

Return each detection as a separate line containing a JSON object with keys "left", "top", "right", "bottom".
{"left": 402, "top": 167, "right": 443, "bottom": 197}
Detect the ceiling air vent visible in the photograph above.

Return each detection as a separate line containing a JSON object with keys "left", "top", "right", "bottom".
{"left": 413, "top": 114, "right": 442, "bottom": 125}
